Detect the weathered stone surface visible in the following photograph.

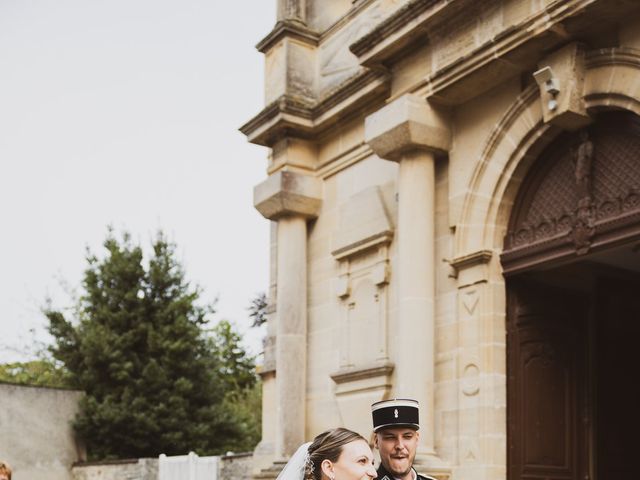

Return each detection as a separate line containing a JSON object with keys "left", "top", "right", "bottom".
{"left": 276, "top": 0, "right": 307, "bottom": 24}
{"left": 365, "top": 94, "right": 451, "bottom": 160}
{"left": 254, "top": 170, "right": 322, "bottom": 220}
{"left": 274, "top": 215, "right": 308, "bottom": 458}
{"left": 72, "top": 459, "right": 157, "bottom": 480}
{"left": 243, "top": 1, "right": 640, "bottom": 479}
{"left": 269, "top": 138, "right": 317, "bottom": 173}
{"left": 535, "top": 42, "right": 591, "bottom": 130}
{"left": 264, "top": 36, "right": 317, "bottom": 106}
{"left": 0, "top": 383, "right": 83, "bottom": 480}
{"left": 220, "top": 453, "right": 253, "bottom": 480}
{"left": 331, "top": 185, "right": 393, "bottom": 258}
{"left": 72, "top": 454, "right": 250, "bottom": 480}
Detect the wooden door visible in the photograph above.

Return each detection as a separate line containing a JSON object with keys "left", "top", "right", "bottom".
{"left": 507, "top": 279, "right": 589, "bottom": 480}
{"left": 594, "top": 278, "right": 640, "bottom": 480}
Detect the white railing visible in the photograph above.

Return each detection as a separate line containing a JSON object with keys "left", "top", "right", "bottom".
{"left": 159, "top": 452, "right": 219, "bottom": 480}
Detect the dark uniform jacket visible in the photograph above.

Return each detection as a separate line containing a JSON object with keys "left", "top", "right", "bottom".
{"left": 376, "top": 464, "right": 437, "bottom": 480}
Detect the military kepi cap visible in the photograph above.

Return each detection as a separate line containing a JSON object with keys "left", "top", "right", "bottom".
{"left": 371, "top": 398, "right": 419, "bottom": 432}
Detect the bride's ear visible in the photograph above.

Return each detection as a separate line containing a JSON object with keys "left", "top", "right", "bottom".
{"left": 321, "top": 459, "right": 335, "bottom": 480}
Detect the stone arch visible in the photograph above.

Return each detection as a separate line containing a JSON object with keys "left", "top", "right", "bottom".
{"left": 446, "top": 48, "right": 640, "bottom": 480}
{"left": 455, "top": 47, "right": 640, "bottom": 261}
{"left": 455, "top": 84, "right": 551, "bottom": 259}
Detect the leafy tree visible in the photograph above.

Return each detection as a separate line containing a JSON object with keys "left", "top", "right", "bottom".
{"left": 248, "top": 292, "right": 267, "bottom": 328}
{"left": 210, "top": 319, "right": 256, "bottom": 392}
{"left": 220, "top": 381, "right": 262, "bottom": 453}
{"left": 0, "top": 359, "right": 72, "bottom": 388}
{"left": 209, "top": 319, "right": 261, "bottom": 453}
{"left": 45, "top": 230, "right": 250, "bottom": 459}
{"left": 0, "top": 328, "right": 72, "bottom": 388}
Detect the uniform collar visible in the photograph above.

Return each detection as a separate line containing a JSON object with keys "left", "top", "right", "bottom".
{"left": 376, "top": 464, "right": 417, "bottom": 480}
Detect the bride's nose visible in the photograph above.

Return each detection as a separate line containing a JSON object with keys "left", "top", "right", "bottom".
{"left": 366, "top": 464, "right": 377, "bottom": 479}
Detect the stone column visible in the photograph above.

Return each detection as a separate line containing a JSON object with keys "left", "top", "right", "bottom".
{"left": 365, "top": 94, "right": 450, "bottom": 464}
{"left": 254, "top": 170, "right": 322, "bottom": 459}
{"left": 274, "top": 214, "right": 307, "bottom": 457}
{"left": 396, "top": 149, "right": 436, "bottom": 454}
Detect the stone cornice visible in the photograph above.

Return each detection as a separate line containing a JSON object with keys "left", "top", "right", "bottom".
{"left": 330, "top": 362, "right": 394, "bottom": 385}
{"left": 449, "top": 250, "right": 493, "bottom": 271}
{"left": 239, "top": 96, "right": 315, "bottom": 147}
{"left": 449, "top": 250, "right": 493, "bottom": 284}
{"left": 314, "top": 69, "right": 388, "bottom": 122}
{"left": 320, "top": 0, "right": 377, "bottom": 41}
{"left": 350, "top": 0, "right": 630, "bottom": 105}
{"left": 419, "top": 0, "right": 601, "bottom": 104}
{"left": 349, "top": 0, "right": 443, "bottom": 61}
{"left": 586, "top": 47, "right": 640, "bottom": 69}
{"left": 331, "top": 231, "right": 393, "bottom": 261}
{"left": 256, "top": 20, "right": 320, "bottom": 53}
{"left": 240, "top": 70, "right": 390, "bottom": 147}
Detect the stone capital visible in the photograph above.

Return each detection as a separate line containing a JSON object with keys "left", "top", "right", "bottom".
{"left": 364, "top": 94, "right": 451, "bottom": 161}
{"left": 254, "top": 170, "right": 322, "bottom": 220}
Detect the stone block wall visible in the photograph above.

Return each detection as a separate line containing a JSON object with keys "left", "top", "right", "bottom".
{"left": 71, "top": 453, "right": 252, "bottom": 480}
{"left": 72, "top": 459, "right": 158, "bottom": 480}
{"left": 219, "top": 452, "right": 253, "bottom": 480}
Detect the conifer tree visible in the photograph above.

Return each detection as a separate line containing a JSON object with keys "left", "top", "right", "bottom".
{"left": 46, "top": 230, "right": 251, "bottom": 459}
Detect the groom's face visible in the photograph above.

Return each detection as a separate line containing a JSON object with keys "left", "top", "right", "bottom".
{"left": 375, "top": 427, "right": 419, "bottom": 478}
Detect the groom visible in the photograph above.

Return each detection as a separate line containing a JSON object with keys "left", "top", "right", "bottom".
{"left": 371, "top": 399, "right": 436, "bottom": 480}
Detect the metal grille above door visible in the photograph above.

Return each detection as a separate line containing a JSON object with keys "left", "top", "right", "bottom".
{"left": 502, "top": 111, "right": 640, "bottom": 275}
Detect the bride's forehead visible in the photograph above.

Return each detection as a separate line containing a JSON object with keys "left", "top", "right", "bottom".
{"left": 340, "top": 439, "right": 373, "bottom": 457}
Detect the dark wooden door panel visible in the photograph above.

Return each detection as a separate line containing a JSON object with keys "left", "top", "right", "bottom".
{"left": 595, "top": 278, "right": 640, "bottom": 480}
{"left": 508, "top": 280, "right": 588, "bottom": 480}
{"left": 520, "top": 330, "right": 573, "bottom": 471}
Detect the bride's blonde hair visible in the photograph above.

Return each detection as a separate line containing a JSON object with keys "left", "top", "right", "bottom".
{"left": 305, "top": 428, "right": 367, "bottom": 480}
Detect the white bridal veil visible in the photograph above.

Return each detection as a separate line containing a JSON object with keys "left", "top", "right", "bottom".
{"left": 276, "top": 442, "right": 313, "bottom": 480}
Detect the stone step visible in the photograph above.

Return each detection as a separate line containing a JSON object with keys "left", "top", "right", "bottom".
{"left": 253, "top": 461, "right": 287, "bottom": 480}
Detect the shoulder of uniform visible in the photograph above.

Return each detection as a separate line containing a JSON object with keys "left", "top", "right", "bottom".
{"left": 416, "top": 473, "right": 438, "bottom": 480}
{"left": 376, "top": 465, "right": 392, "bottom": 480}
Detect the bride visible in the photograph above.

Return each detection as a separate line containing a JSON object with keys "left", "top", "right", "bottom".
{"left": 278, "top": 428, "right": 377, "bottom": 480}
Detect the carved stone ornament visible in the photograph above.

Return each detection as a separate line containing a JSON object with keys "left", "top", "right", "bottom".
{"left": 570, "top": 130, "right": 595, "bottom": 254}
{"left": 502, "top": 112, "right": 640, "bottom": 274}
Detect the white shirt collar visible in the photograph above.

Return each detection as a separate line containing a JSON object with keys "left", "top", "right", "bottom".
{"left": 393, "top": 469, "right": 417, "bottom": 480}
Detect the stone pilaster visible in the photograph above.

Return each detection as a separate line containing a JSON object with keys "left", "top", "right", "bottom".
{"left": 365, "top": 94, "right": 450, "bottom": 471}
{"left": 254, "top": 170, "right": 322, "bottom": 460}
{"left": 277, "top": 0, "right": 306, "bottom": 24}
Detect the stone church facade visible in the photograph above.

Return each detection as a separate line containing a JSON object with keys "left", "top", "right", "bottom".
{"left": 241, "top": 1, "right": 640, "bottom": 480}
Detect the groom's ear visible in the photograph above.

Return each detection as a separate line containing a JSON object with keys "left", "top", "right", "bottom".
{"left": 373, "top": 433, "right": 380, "bottom": 449}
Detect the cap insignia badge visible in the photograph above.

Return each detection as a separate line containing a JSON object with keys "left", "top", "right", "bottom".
{"left": 394, "top": 409, "right": 399, "bottom": 418}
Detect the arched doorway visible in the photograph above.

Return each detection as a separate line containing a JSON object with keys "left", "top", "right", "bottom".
{"left": 501, "top": 111, "right": 640, "bottom": 480}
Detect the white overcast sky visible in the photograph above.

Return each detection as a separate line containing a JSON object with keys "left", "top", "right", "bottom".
{"left": 0, "top": 1, "right": 275, "bottom": 362}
